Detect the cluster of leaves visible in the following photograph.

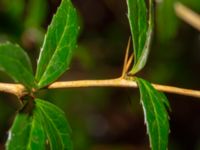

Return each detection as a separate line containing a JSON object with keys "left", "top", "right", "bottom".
{"left": 0, "top": 0, "right": 78, "bottom": 149}
{"left": 0, "top": 0, "right": 170, "bottom": 149}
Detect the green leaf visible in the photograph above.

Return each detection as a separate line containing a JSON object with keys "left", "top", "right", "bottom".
{"left": 35, "top": 0, "right": 79, "bottom": 88}
{"left": 6, "top": 109, "right": 46, "bottom": 150}
{"left": 0, "top": 42, "right": 35, "bottom": 89}
{"left": 36, "top": 99, "right": 73, "bottom": 150}
{"left": 127, "top": 0, "right": 153, "bottom": 74}
{"left": 136, "top": 78, "right": 170, "bottom": 150}
{"left": 6, "top": 99, "right": 73, "bottom": 150}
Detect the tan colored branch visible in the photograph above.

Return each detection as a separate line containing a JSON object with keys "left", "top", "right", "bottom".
{"left": 48, "top": 78, "right": 137, "bottom": 89}
{"left": 175, "top": 2, "right": 200, "bottom": 31}
{"left": 48, "top": 78, "right": 200, "bottom": 99}
{"left": 0, "top": 78, "right": 200, "bottom": 99}
{"left": 152, "top": 83, "right": 200, "bottom": 98}
{"left": 0, "top": 83, "right": 26, "bottom": 98}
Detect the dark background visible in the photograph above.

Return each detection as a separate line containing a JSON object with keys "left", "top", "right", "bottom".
{"left": 0, "top": 0, "right": 200, "bottom": 149}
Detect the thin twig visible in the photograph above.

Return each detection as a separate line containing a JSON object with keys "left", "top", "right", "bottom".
{"left": 175, "top": 2, "right": 200, "bottom": 31}
{"left": 0, "top": 83, "right": 26, "bottom": 98}
{"left": 48, "top": 78, "right": 136, "bottom": 89}
{"left": 152, "top": 83, "right": 200, "bottom": 99}
{"left": 48, "top": 78, "right": 200, "bottom": 99}
{"left": 0, "top": 78, "right": 200, "bottom": 99}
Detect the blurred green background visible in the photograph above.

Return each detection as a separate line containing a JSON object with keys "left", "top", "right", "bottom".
{"left": 0, "top": 0, "right": 200, "bottom": 149}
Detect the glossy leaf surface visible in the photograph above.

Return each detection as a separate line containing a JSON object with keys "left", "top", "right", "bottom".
{"left": 6, "top": 108, "right": 46, "bottom": 150}
{"left": 35, "top": 0, "right": 79, "bottom": 88}
{"left": 127, "top": 0, "right": 153, "bottom": 74}
{"left": 0, "top": 42, "right": 35, "bottom": 88}
{"left": 6, "top": 99, "right": 72, "bottom": 150}
{"left": 136, "top": 78, "right": 170, "bottom": 150}
{"left": 36, "top": 99, "right": 73, "bottom": 150}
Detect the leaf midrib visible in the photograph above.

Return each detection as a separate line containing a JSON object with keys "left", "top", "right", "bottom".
{"left": 38, "top": 105, "right": 64, "bottom": 149}
{"left": 38, "top": 5, "right": 71, "bottom": 83}
{"left": 27, "top": 116, "right": 35, "bottom": 150}
{"left": 143, "top": 82, "right": 161, "bottom": 150}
